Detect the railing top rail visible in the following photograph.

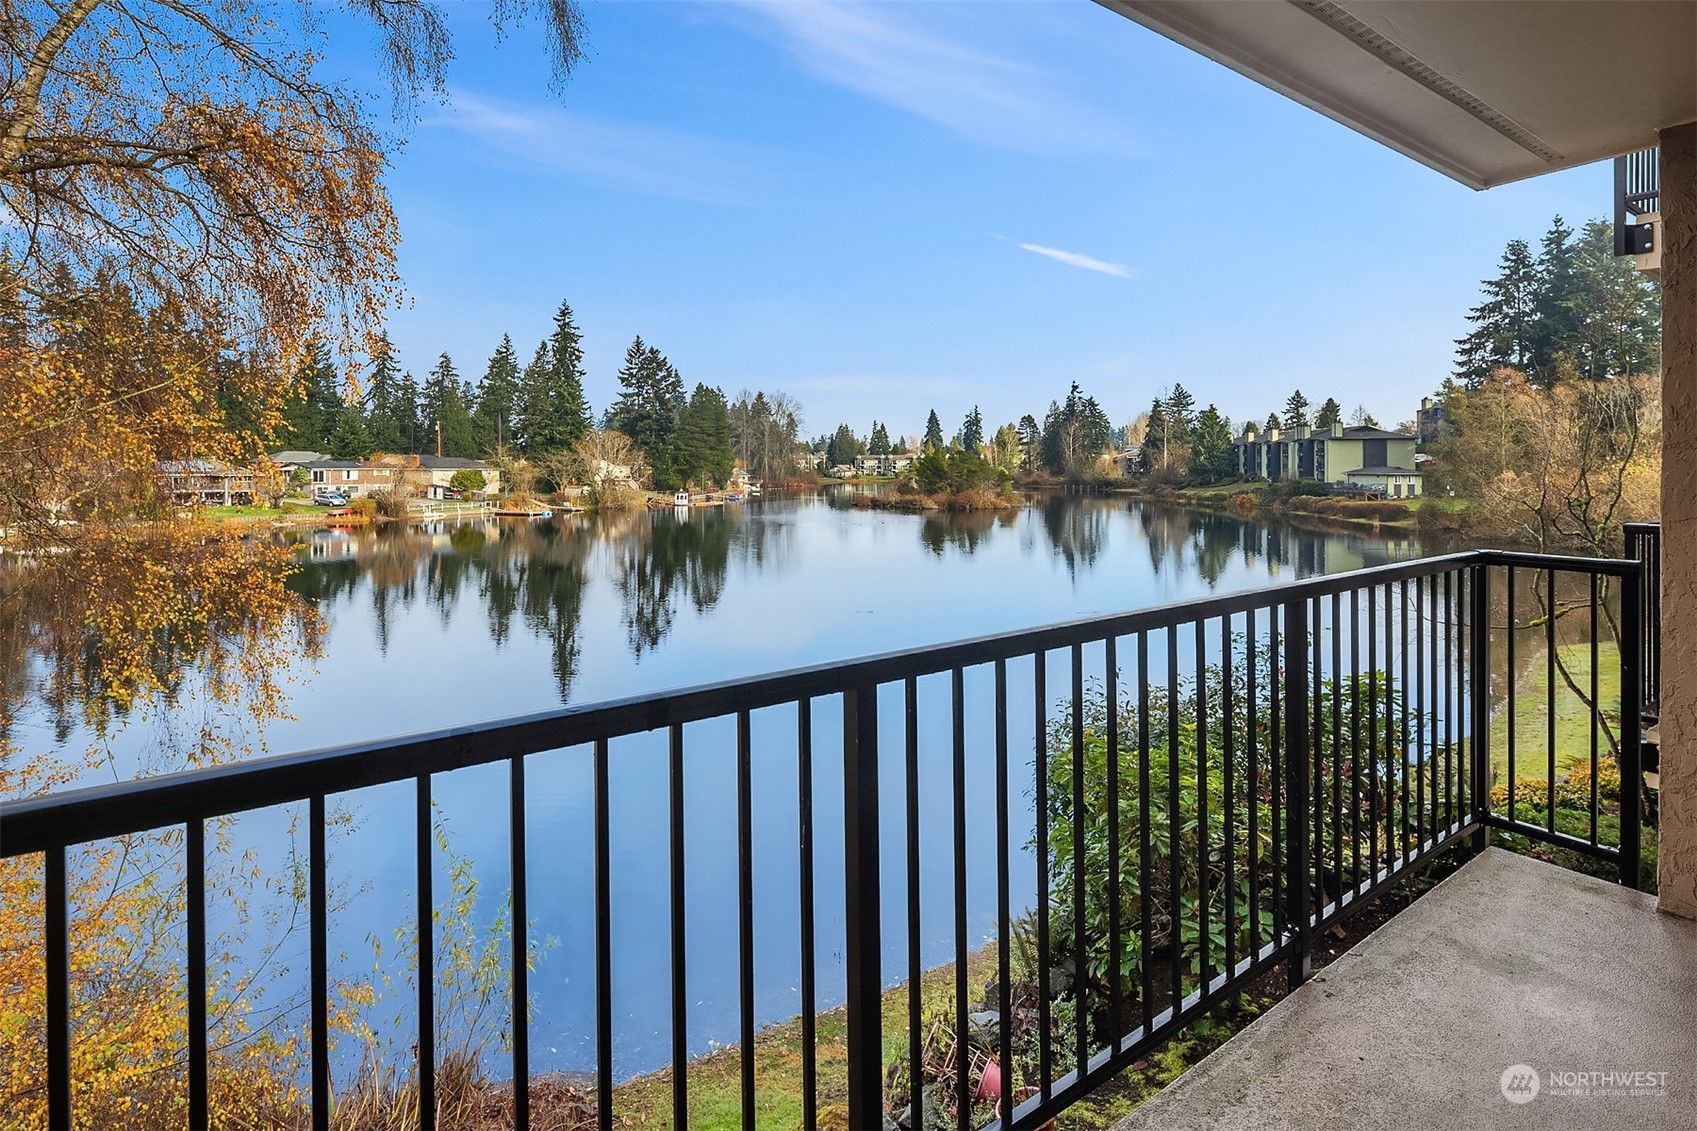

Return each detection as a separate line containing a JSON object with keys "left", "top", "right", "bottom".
{"left": 0, "top": 547, "right": 1639, "bottom": 856}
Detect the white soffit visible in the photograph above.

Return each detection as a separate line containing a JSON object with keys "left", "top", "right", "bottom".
{"left": 1098, "top": 0, "right": 1697, "bottom": 189}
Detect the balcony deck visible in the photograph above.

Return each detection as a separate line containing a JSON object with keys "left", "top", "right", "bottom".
{"left": 1112, "top": 848, "right": 1697, "bottom": 1131}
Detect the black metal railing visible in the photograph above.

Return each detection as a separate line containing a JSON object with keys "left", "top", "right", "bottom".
{"left": 1, "top": 547, "right": 1646, "bottom": 1130}
{"left": 1625, "top": 521, "right": 1661, "bottom": 713}
{"left": 1615, "top": 147, "right": 1660, "bottom": 257}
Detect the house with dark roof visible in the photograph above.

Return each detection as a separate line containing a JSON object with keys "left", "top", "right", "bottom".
{"left": 1233, "top": 421, "right": 1424, "bottom": 498}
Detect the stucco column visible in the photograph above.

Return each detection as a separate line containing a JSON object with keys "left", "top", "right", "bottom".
{"left": 1658, "top": 122, "right": 1697, "bottom": 917}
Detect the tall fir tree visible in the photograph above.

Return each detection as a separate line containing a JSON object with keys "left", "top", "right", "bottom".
{"left": 923, "top": 409, "right": 945, "bottom": 450}
{"left": 328, "top": 404, "right": 373, "bottom": 460}
{"left": 1454, "top": 238, "right": 1540, "bottom": 387}
{"left": 544, "top": 299, "right": 593, "bottom": 447}
{"left": 868, "top": 421, "right": 892, "bottom": 455}
{"left": 1530, "top": 215, "right": 1581, "bottom": 379}
{"left": 674, "top": 384, "right": 735, "bottom": 487}
{"left": 475, "top": 334, "right": 522, "bottom": 454}
{"left": 364, "top": 332, "right": 408, "bottom": 453}
{"left": 607, "top": 337, "right": 686, "bottom": 487}
{"left": 394, "top": 370, "right": 421, "bottom": 452}
{"left": 1016, "top": 414, "right": 1041, "bottom": 472}
{"left": 1190, "top": 405, "right": 1235, "bottom": 482}
{"left": 960, "top": 406, "right": 984, "bottom": 453}
{"left": 1282, "top": 390, "right": 1312, "bottom": 430}
{"left": 1313, "top": 397, "right": 1343, "bottom": 431}
{"left": 421, "top": 353, "right": 478, "bottom": 458}
{"left": 1263, "top": 413, "right": 1281, "bottom": 435}
{"left": 1040, "top": 382, "right": 1112, "bottom": 475}
{"left": 277, "top": 340, "right": 342, "bottom": 450}
{"left": 826, "top": 423, "right": 863, "bottom": 467}
{"left": 1165, "top": 384, "right": 1197, "bottom": 434}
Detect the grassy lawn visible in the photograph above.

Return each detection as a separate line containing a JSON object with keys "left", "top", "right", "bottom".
{"left": 613, "top": 947, "right": 997, "bottom": 1130}
{"left": 198, "top": 503, "right": 318, "bottom": 519}
{"left": 1487, "top": 642, "right": 1622, "bottom": 789}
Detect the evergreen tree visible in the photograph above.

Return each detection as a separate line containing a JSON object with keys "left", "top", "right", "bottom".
{"left": 1190, "top": 405, "right": 1235, "bottom": 483}
{"left": 475, "top": 334, "right": 522, "bottom": 454}
{"left": 1141, "top": 396, "right": 1171, "bottom": 473}
{"left": 960, "top": 406, "right": 985, "bottom": 454}
{"left": 1040, "top": 382, "right": 1112, "bottom": 476}
{"left": 1017, "top": 414, "right": 1041, "bottom": 472}
{"left": 674, "top": 383, "right": 735, "bottom": 487}
{"left": 1454, "top": 238, "right": 1540, "bottom": 387}
{"left": 328, "top": 405, "right": 373, "bottom": 459}
{"left": 395, "top": 371, "right": 421, "bottom": 452}
{"left": 544, "top": 299, "right": 593, "bottom": 446}
{"left": 868, "top": 421, "right": 892, "bottom": 455}
{"left": 923, "top": 409, "right": 945, "bottom": 450}
{"left": 1264, "top": 413, "right": 1281, "bottom": 435}
{"left": 1566, "top": 219, "right": 1661, "bottom": 380}
{"left": 364, "top": 333, "right": 408, "bottom": 453}
{"left": 1530, "top": 215, "right": 1581, "bottom": 379}
{"left": 421, "top": 353, "right": 478, "bottom": 457}
{"left": 1282, "top": 390, "right": 1311, "bottom": 431}
{"left": 277, "top": 340, "right": 341, "bottom": 450}
{"left": 1165, "top": 384, "right": 1197, "bottom": 434}
{"left": 1314, "top": 397, "right": 1343, "bottom": 431}
{"left": 607, "top": 337, "right": 686, "bottom": 488}
{"left": 826, "top": 423, "right": 864, "bottom": 467}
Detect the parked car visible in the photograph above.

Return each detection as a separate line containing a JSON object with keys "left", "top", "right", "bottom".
{"left": 313, "top": 490, "right": 349, "bottom": 506}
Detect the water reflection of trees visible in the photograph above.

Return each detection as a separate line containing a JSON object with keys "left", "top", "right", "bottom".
{"left": 918, "top": 510, "right": 1011, "bottom": 557}
{"left": 613, "top": 510, "right": 732, "bottom": 659}
{"left": 1041, "top": 495, "right": 1107, "bottom": 578}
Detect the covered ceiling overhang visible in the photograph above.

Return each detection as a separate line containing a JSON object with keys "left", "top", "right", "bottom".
{"left": 1097, "top": 0, "right": 1697, "bottom": 189}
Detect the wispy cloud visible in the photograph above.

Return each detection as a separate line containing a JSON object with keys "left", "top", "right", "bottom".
{"left": 430, "top": 91, "right": 765, "bottom": 204}
{"left": 1018, "top": 242, "right": 1135, "bottom": 279}
{"left": 718, "top": 1, "right": 1127, "bottom": 156}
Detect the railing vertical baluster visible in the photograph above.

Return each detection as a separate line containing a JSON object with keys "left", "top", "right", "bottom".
{"left": 1137, "top": 633, "right": 1153, "bottom": 1034}
{"left": 842, "top": 684, "right": 884, "bottom": 1130}
{"left": 1546, "top": 569, "right": 1558, "bottom": 834}
{"left": 737, "top": 711, "right": 756, "bottom": 1124}
{"left": 1620, "top": 565, "right": 1644, "bottom": 889}
{"left": 1105, "top": 636, "right": 1122, "bottom": 1048}
{"left": 1470, "top": 565, "right": 1490, "bottom": 853}
{"left": 994, "top": 660, "right": 1015, "bottom": 1125}
{"left": 1508, "top": 567, "right": 1518, "bottom": 820}
{"left": 1221, "top": 617, "right": 1236, "bottom": 974}
{"left": 592, "top": 742, "right": 611, "bottom": 1131}
{"left": 46, "top": 845, "right": 70, "bottom": 1131}
{"left": 1034, "top": 653, "right": 1051, "bottom": 1096}
{"left": 1069, "top": 646, "right": 1088, "bottom": 1079}
{"left": 943, "top": 668, "right": 966, "bottom": 1131}
{"left": 798, "top": 699, "right": 818, "bottom": 1131}
{"left": 1415, "top": 579, "right": 1426, "bottom": 845}
{"left": 667, "top": 727, "right": 687, "bottom": 1131}
{"left": 418, "top": 774, "right": 437, "bottom": 1130}
{"left": 1447, "top": 571, "right": 1458, "bottom": 831}
{"left": 1166, "top": 625, "right": 1182, "bottom": 1010}
{"left": 1194, "top": 620, "right": 1210, "bottom": 990}
{"left": 1590, "top": 574, "right": 1602, "bottom": 846}
{"left": 1442, "top": 572, "right": 1453, "bottom": 830}
{"left": 513, "top": 755, "right": 532, "bottom": 1131}
{"left": 1330, "top": 591, "right": 1343, "bottom": 906}
{"left": 1366, "top": 587, "right": 1379, "bottom": 885}
{"left": 187, "top": 819, "right": 208, "bottom": 1131}
{"left": 1271, "top": 604, "right": 1284, "bottom": 951}
{"left": 310, "top": 795, "right": 329, "bottom": 1131}
{"left": 1349, "top": 592, "right": 1361, "bottom": 893}
{"left": 904, "top": 677, "right": 922, "bottom": 1121}
{"left": 1247, "top": 608, "right": 1261, "bottom": 957}
{"left": 1284, "top": 597, "right": 1312, "bottom": 990}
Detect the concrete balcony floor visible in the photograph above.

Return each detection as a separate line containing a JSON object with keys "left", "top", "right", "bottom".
{"left": 1112, "top": 848, "right": 1697, "bottom": 1131}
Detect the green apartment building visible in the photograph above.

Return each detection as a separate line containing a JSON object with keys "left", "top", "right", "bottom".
{"left": 1232, "top": 422, "right": 1424, "bottom": 497}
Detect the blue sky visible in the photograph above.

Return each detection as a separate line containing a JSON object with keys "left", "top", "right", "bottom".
{"left": 334, "top": 0, "right": 1613, "bottom": 442}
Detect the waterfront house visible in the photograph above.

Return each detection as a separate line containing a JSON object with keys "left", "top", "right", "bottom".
{"left": 1233, "top": 421, "right": 1423, "bottom": 497}
{"left": 853, "top": 453, "right": 915, "bottom": 477}
{"left": 160, "top": 460, "right": 256, "bottom": 506}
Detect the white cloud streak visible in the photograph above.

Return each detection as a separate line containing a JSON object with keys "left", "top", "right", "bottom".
{"left": 718, "top": 0, "right": 1128, "bottom": 156}
{"left": 431, "top": 91, "right": 765, "bottom": 204}
{"left": 1018, "top": 242, "right": 1135, "bottom": 278}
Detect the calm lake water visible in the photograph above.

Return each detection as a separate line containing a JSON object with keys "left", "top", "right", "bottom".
{"left": 16, "top": 492, "right": 1431, "bottom": 1082}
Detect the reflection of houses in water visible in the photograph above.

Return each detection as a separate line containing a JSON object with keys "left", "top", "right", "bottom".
{"left": 1134, "top": 502, "right": 1424, "bottom": 587}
